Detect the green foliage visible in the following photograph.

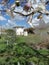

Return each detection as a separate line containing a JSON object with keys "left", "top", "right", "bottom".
{"left": 16, "top": 34, "right": 43, "bottom": 44}
{"left": 5, "top": 29, "right": 16, "bottom": 44}
{"left": 39, "top": 49, "right": 49, "bottom": 56}
{"left": 0, "top": 34, "right": 49, "bottom": 65}
{"left": 0, "top": 42, "right": 49, "bottom": 65}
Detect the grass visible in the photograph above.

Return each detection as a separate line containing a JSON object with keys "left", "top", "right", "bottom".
{"left": 16, "top": 34, "right": 44, "bottom": 44}
{"left": 0, "top": 34, "right": 49, "bottom": 65}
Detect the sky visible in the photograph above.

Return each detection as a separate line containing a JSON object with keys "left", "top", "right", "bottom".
{"left": 0, "top": 0, "right": 49, "bottom": 29}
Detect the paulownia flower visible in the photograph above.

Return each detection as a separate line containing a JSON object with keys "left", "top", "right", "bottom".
{"left": 6, "top": 9, "right": 14, "bottom": 18}
{"left": 23, "top": 3, "right": 31, "bottom": 12}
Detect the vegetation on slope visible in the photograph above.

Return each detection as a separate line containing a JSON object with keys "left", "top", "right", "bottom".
{"left": 0, "top": 29, "right": 49, "bottom": 65}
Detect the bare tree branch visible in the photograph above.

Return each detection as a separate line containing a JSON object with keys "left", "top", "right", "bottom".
{"left": 14, "top": 11, "right": 35, "bottom": 16}
{"left": 0, "top": 8, "right": 49, "bottom": 17}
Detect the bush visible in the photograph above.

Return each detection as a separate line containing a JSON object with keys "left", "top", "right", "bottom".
{"left": 5, "top": 29, "right": 16, "bottom": 44}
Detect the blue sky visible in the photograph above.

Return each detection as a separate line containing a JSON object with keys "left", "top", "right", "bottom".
{"left": 0, "top": 0, "right": 31, "bottom": 28}
{"left": 0, "top": 0, "right": 49, "bottom": 29}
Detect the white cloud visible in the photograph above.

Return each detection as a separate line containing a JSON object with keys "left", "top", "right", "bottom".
{"left": 14, "top": 6, "right": 23, "bottom": 12}
{"left": 0, "top": 16, "right": 6, "bottom": 21}
{"left": 30, "top": 15, "right": 49, "bottom": 27}
{"left": 13, "top": 13, "right": 25, "bottom": 21}
{"left": 43, "top": 15, "right": 49, "bottom": 23}
{"left": 5, "top": 23, "right": 12, "bottom": 29}
{"left": 0, "top": 4, "right": 3, "bottom": 10}
{"left": 7, "top": 19, "right": 17, "bottom": 27}
{"left": 2, "top": 25, "right": 6, "bottom": 29}
{"left": 6, "top": 23, "right": 9, "bottom": 26}
{"left": 32, "top": 18, "right": 40, "bottom": 24}
{"left": 8, "top": 20, "right": 16, "bottom": 26}
{"left": 2, "top": 23, "right": 10, "bottom": 29}
{"left": 0, "top": 19, "right": 17, "bottom": 29}
{"left": 8, "top": 20, "right": 13, "bottom": 24}
{"left": 28, "top": 17, "right": 46, "bottom": 29}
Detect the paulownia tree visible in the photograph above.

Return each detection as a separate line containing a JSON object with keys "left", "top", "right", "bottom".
{"left": 0, "top": 0, "right": 49, "bottom": 27}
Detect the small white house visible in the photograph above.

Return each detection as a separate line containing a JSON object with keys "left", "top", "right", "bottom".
{"left": 13, "top": 26, "right": 24, "bottom": 35}
{"left": 13, "top": 26, "right": 28, "bottom": 36}
{"left": 24, "top": 31, "right": 28, "bottom": 36}
{"left": 13, "top": 26, "right": 35, "bottom": 36}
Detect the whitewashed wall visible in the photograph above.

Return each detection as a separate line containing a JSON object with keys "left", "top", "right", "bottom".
{"left": 24, "top": 31, "right": 28, "bottom": 36}
{"left": 14, "top": 27, "right": 28, "bottom": 36}
{"left": 15, "top": 28, "right": 24, "bottom": 35}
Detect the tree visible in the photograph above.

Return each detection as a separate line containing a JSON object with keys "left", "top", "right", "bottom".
{"left": 0, "top": 0, "right": 49, "bottom": 28}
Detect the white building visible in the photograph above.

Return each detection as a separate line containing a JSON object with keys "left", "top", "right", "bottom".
{"left": 13, "top": 26, "right": 24, "bottom": 35}
{"left": 13, "top": 26, "right": 35, "bottom": 36}
{"left": 13, "top": 26, "right": 28, "bottom": 36}
{"left": 24, "top": 31, "right": 28, "bottom": 36}
{"left": 14, "top": 26, "right": 28, "bottom": 36}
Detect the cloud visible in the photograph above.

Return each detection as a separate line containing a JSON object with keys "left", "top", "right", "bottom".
{"left": 14, "top": 6, "right": 23, "bottom": 12}
{"left": 0, "top": 16, "right": 6, "bottom": 21}
{"left": 2, "top": 23, "right": 10, "bottom": 29}
{"left": 2, "top": 25, "right": 6, "bottom": 29}
{"left": 0, "top": 4, "right": 3, "bottom": 10}
{"left": 13, "top": 13, "right": 25, "bottom": 21}
{"left": 32, "top": 18, "right": 39, "bottom": 24}
{"left": 43, "top": 15, "right": 49, "bottom": 23}
{"left": 31, "top": 17, "right": 49, "bottom": 29}
{"left": 8, "top": 20, "right": 16, "bottom": 25}
{"left": 5, "top": 23, "right": 13, "bottom": 29}
{"left": 6, "top": 22, "right": 9, "bottom": 25}
{"left": 2, "top": 19, "right": 17, "bottom": 29}
{"left": 7, "top": 19, "right": 17, "bottom": 27}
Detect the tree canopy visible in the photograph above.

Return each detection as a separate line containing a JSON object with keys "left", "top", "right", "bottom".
{"left": 0, "top": 0, "right": 49, "bottom": 27}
